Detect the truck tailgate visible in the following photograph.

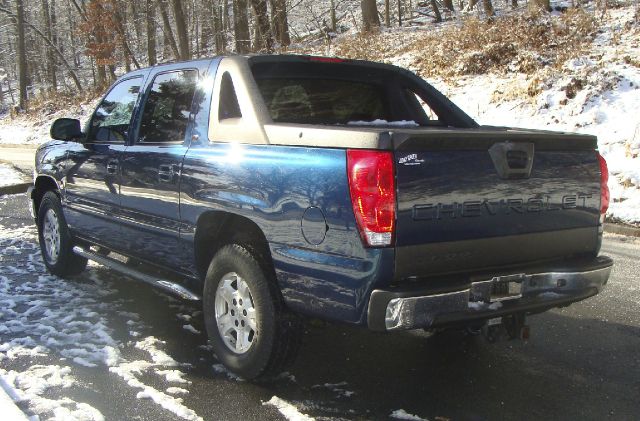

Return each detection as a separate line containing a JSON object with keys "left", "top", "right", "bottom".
{"left": 392, "top": 128, "right": 601, "bottom": 281}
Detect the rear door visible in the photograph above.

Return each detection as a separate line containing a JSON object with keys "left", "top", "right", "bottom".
{"left": 64, "top": 76, "right": 143, "bottom": 248}
{"left": 392, "top": 129, "right": 601, "bottom": 281}
{"left": 118, "top": 67, "right": 199, "bottom": 268}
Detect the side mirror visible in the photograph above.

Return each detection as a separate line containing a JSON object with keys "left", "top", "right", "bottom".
{"left": 50, "top": 118, "right": 83, "bottom": 141}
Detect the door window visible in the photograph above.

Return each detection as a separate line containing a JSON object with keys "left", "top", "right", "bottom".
{"left": 137, "top": 70, "right": 198, "bottom": 143}
{"left": 88, "top": 77, "right": 142, "bottom": 143}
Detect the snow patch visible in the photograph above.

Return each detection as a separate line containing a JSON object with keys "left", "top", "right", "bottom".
{"left": 390, "top": 409, "right": 429, "bottom": 420}
{"left": 347, "top": 119, "right": 419, "bottom": 127}
{"left": 0, "top": 164, "right": 25, "bottom": 187}
{"left": 182, "top": 324, "right": 201, "bottom": 335}
{"left": 263, "top": 396, "right": 315, "bottom": 421}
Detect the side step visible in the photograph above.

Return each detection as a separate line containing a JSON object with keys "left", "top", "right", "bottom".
{"left": 72, "top": 246, "right": 201, "bottom": 301}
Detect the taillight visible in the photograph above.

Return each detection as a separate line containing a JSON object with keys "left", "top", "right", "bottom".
{"left": 597, "top": 152, "right": 610, "bottom": 216}
{"left": 347, "top": 150, "right": 396, "bottom": 247}
{"left": 308, "top": 56, "right": 345, "bottom": 63}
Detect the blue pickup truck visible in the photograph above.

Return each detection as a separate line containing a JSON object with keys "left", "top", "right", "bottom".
{"left": 29, "top": 55, "right": 613, "bottom": 379}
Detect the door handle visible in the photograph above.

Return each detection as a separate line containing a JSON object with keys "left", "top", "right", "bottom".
{"left": 158, "top": 164, "right": 176, "bottom": 182}
{"left": 106, "top": 161, "right": 118, "bottom": 174}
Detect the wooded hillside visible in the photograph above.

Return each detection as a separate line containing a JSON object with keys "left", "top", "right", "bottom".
{"left": 0, "top": 0, "right": 630, "bottom": 111}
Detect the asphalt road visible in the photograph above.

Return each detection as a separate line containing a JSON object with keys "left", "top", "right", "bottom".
{"left": 1, "top": 192, "right": 638, "bottom": 421}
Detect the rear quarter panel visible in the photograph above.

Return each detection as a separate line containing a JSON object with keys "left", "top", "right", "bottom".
{"left": 180, "top": 143, "right": 394, "bottom": 324}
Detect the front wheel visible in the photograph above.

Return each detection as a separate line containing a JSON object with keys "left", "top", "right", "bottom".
{"left": 37, "top": 191, "right": 87, "bottom": 277}
{"left": 203, "top": 244, "right": 302, "bottom": 380}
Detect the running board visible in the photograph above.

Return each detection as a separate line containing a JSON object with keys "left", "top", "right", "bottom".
{"left": 72, "top": 246, "right": 201, "bottom": 301}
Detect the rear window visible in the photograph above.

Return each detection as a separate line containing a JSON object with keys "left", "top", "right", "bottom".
{"left": 256, "top": 78, "right": 389, "bottom": 125}
{"left": 249, "top": 58, "right": 478, "bottom": 129}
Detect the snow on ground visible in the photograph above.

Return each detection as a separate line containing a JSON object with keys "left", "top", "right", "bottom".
{"left": 390, "top": 408, "right": 429, "bottom": 420}
{"left": 0, "top": 163, "right": 26, "bottom": 187}
{"left": 0, "top": 221, "right": 202, "bottom": 420}
{"left": 263, "top": 396, "right": 315, "bottom": 421}
{"left": 0, "top": 98, "right": 97, "bottom": 145}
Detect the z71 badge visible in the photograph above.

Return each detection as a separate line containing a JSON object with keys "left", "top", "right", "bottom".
{"left": 398, "top": 153, "right": 425, "bottom": 166}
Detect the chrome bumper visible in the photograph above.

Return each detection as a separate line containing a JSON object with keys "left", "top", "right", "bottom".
{"left": 368, "top": 256, "right": 613, "bottom": 331}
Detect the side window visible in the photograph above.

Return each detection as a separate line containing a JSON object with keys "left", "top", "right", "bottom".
{"left": 138, "top": 69, "right": 198, "bottom": 143}
{"left": 88, "top": 77, "right": 142, "bottom": 143}
{"left": 218, "top": 72, "right": 242, "bottom": 120}
{"left": 406, "top": 89, "right": 440, "bottom": 124}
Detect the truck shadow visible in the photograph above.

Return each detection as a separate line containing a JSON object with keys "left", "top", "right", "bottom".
{"left": 90, "top": 267, "right": 640, "bottom": 421}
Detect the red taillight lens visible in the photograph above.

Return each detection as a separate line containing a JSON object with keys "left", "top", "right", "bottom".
{"left": 598, "top": 152, "right": 610, "bottom": 215}
{"left": 308, "top": 56, "right": 345, "bottom": 63}
{"left": 347, "top": 150, "right": 396, "bottom": 247}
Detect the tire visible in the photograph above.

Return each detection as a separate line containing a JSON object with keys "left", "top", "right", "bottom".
{"left": 203, "top": 244, "right": 302, "bottom": 380}
{"left": 37, "top": 191, "right": 87, "bottom": 277}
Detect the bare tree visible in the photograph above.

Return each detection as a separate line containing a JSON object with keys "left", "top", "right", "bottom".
{"left": 249, "top": 0, "right": 272, "bottom": 51}
{"left": 443, "top": 0, "right": 455, "bottom": 12}
{"left": 430, "top": 0, "right": 442, "bottom": 22}
{"left": 16, "top": 0, "right": 28, "bottom": 109}
{"left": 361, "top": 0, "right": 380, "bottom": 31}
{"left": 171, "top": 0, "right": 191, "bottom": 60}
{"left": 530, "top": 0, "right": 550, "bottom": 11}
{"left": 234, "top": 0, "right": 251, "bottom": 53}
{"left": 158, "top": 0, "right": 180, "bottom": 59}
{"left": 384, "top": 0, "right": 390, "bottom": 26}
{"left": 482, "top": 0, "right": 495, "bottom": 18}
{"left": 270, "top": 0, "right": 290, "bottom": 46}
{"left": 40, "top": 0, "right": 57, "bottom": 92}
{"left": 146, "top": 0, "right": 157, "bottom": 65}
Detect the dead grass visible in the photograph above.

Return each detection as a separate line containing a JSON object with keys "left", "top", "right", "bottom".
{"left": 25, "top": 91, "right": 100, "bottom": 118}
{"left": 297, "top": 8, "right": 600, "bottom": 80}
{"left": 407, "top": 8, "right": 598, "bottom": 78}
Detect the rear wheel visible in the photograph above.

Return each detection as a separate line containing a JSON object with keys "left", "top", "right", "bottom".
{"left": 37, "top": 191, "right": 87, "bottom": 277}
{"left": 203, "top": 244, "right": 302, "bottom": 380}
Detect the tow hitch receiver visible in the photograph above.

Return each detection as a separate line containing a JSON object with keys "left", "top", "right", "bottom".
{"left": 483, "top": 313, "right": 529, "bottom": 343}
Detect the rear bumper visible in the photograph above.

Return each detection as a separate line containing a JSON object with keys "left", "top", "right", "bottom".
{"left": 367, "top": 255, "right": 613, "bottom": 331}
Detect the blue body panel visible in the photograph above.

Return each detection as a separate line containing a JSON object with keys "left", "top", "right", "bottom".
{"left": 179, "top": 143, "right": 394, "bottom": 323}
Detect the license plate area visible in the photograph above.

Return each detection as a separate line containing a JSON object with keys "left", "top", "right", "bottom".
{"left": 470, "top": 273, "right": 525, "bottom": 304}
{"left": 490, "top": 279, "right": 523, "bottom": 302}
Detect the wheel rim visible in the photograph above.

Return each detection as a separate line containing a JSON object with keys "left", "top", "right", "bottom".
{"left": 214, "top": 272, "right": 257, "bottom": 354}
{"left": 42, "top": 208, "right": 61, "bottom": 265}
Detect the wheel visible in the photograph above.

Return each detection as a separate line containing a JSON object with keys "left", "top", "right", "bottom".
{"left": 203, "top": 244, "right": 302, "bottom": 380}
{"left": 37, "top": 191, "right": 87, "bottom": 277}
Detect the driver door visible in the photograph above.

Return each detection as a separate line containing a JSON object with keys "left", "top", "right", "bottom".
{"left": 64, "top": 76, "right": 144, "bottom": 248}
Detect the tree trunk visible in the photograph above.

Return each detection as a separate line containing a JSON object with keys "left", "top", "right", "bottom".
{"left": 234, "top": 0, "right": 251, "bottom": 53}
{"left": 430, "top": 0, "right": 442, "bottom": 22}
{"left": 249, "top": 0, "right": 272, "bottom": 51}
{"left": 113, "top": 2, "right": 141, "bottom": 69}
{"left": 16, "top": 0, "right": 28, "bottom": 109}
{"left": 96, "top": 64, "right": 106, "bottom": 88}
{"left": 512, "top": 0, "right": 518, "bottom": 8}
{"left": 41, "top": 0, "right": 57, "bottom": 92}
{"left": 443, "top": 0, "right": 455, "bottom": 12}
{"left": 146, "top": 0, "right": 157, "bottom": 65}
{"left": 384, "top": 0, "right": 390, "bottom": 26}
{"left": 159, "top": 0, "right": 180, "bottom": 59}
{"left": 200, "top": 2, "right": 212, "bottom": 54}
{"left": 330, "top": 0, "right": 337, "bottom": 31}
{"left": 270, "top": 0, "right": 290, "bottom": 46}
{"left": 482, "top": 0, "right": 495, "bottom": 18}
{"left": 171, "top": 0, "right": 191, "bottom": 60}
{"left": 361, "top": 0, "right": 380, "bottom": 31}
{"left": 530, "top": 0, "right": 550, "bottom": 11}
{"left": 398, "top": 0, "right": 402, "bottom": 26}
